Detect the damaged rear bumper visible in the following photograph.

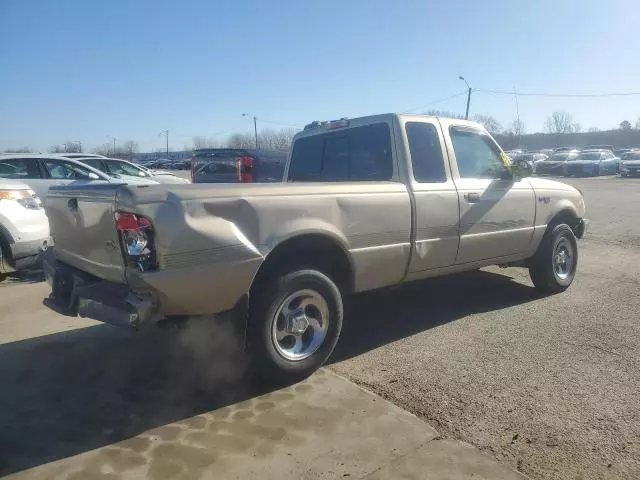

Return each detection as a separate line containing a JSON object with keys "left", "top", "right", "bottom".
{"left": 42, "top": 249, "right": 158, "bottom": 329}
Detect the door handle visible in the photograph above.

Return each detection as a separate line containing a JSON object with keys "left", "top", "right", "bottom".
{"left": 464, "top": 192, "right": 481, "bottom": 203}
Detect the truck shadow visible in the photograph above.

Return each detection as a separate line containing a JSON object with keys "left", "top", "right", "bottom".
{"left": 0, "top": 318, "right": 267, "bottom": 476}
{"left": 331, "top": 269, "right": 543, "bottom": 364}
{"left": 0, "top": 269, "right": 541, "bottom": 476}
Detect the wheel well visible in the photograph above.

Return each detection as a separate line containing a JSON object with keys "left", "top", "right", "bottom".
{"left": 549, "top": 209, "right": 579, "bottom": 232}
{"left": 249, "top": 234, "right": 354, "bottom": 299}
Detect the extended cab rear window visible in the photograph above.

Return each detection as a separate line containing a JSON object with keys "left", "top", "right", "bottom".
{"left": 288, "top": 123, "right": 393, "bottom": 182}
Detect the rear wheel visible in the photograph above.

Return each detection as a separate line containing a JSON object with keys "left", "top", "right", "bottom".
{"left": 529, "top": 223, "right": 578, "bottom": 293}
{"left": 249, "top": 269, "right": 343, "bottom": 382}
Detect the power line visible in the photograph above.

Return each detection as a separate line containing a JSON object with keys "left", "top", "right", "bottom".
{"left": 475, "top": 88, "right": 640, "bottom": 98}
{"left": 404, "top": 90, "right": 468, "bottom": 113}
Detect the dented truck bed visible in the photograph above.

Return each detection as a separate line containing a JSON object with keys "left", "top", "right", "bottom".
{"left": 43, "top": 180, "right": 412, "bottom": 326}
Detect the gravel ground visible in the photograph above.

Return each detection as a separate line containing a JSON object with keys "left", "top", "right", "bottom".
{"left": 330, "top": 176, "right": 640, "bottom": 479}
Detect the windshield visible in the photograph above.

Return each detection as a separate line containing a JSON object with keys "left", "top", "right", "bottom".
{"left": 105, "top": 159, "right": 145, "bottom": 177}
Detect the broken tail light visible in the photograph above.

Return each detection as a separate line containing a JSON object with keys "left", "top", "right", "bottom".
{"left": 114, "top": 212, "right": 156, "bottom": 272}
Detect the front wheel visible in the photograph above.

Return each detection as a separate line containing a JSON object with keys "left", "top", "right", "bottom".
{"left": 249, "top": 269, "right": 343, "bottom": 382}
{"left": 529, "top": 223, "right": 578, "bottom": 293}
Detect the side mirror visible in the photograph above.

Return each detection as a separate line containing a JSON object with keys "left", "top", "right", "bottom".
{"left": 511, "top": 161, "right": 532, "bottom": 178}
{"left": 497, "top": 165, "right": 514, "bottom": 180}
{"left": 88, "top": 172, "right": 100, "bottom": 180}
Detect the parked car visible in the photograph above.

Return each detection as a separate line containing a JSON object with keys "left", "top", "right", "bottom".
{"left": 614, "top": 148, "right": 637, "bottom": 158}
{"left": 0, "top": 178, "right": 50, "bottom": 281}
{"left": 42, "top": 113, "right": 587, "bottom": 380}
{"left": 517, "top": 153, "right": 548, "bottom": 174}
{"left": 563, "top": 150, "right": 619, "bottom": 176}
{"left": 620, "top": 151, "right": 640, "bottom": 177}
{"left": 554, "top": 146, "right": 577, "bottom": 153}
{"left": 536, "top": 151, "right": 580, "bottom": 175}
{"left": 75, "top": 157, "right": 190, "bottom": 184}
{"left": 0, "top": 154, "right": 159, "bottom": 202}
{"left": 191, "top": 148, "right": 286, "bottom": 183}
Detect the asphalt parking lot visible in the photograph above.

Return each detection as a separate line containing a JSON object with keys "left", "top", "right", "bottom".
{"left": 331, "top": 175, "right": 640, "bottom": 479}
{"left": 1, "top": 175, "right": 639, "bottom": 479}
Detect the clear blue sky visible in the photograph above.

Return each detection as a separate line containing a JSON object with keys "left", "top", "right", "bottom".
{"left": 1, "top": 0, "right": 639, "bottom": 152}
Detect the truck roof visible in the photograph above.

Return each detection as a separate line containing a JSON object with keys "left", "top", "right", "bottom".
{"left": 295, "top": 113, "right": 484, "bottom": 141}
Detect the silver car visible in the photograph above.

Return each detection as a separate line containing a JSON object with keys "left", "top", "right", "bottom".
{"left": 620, "top": 151, "right": 640, "bottom": 177}
{"left": 0, "top": 154, "right": 158, "bottom": 201}
{"left": 75, "top": 157, "right": 190, "bottom": 184}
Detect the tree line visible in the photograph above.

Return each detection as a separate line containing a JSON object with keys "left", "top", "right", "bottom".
{"left": 4, "top": 116, "right": 639, "bottom": 157}
{"left": 188, "top": 128, "right": 297, "bottom": 151}
{"left": 425, "top": 110, "right": 640, "bottom": 136}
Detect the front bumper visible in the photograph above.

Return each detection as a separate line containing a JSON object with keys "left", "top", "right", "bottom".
{"left": 1, "top": 237, "right": 50, "bottom": 273}
{"left": 42, "top": 249, "right": 158, "bottom": 329}
{"left": 575, "top": 218, "right": 588, "bottom": 239}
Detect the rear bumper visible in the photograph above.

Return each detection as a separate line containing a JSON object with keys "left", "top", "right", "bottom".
{"left": 42, "top": 249, "right": 158, "bottom": 329}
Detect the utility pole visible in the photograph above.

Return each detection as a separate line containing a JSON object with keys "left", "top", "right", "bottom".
{"left": 458, "top": 76, "right": 472, "bottom": 120}
{"left": 107, "top": 136, "right": 116, "bottom": 156}
{"left": 242, "top": 114, "right": 259, "bottom": 149}
{"left": 165, "top": 130, "right": 169, "bottom": 158}
{"left": 158, "top": 130, "right": 169, "bottom": 158}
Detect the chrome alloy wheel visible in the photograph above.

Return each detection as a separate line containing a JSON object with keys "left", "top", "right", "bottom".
{"left": 552, "top": 236, "right": 574, "bottom": 280}
{"left": 271, "top": 289, "right": 329, "bottom": 361}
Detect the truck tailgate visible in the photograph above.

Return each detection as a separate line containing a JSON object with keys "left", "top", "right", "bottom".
{"left": 45, "top": 184, "right": 127, "bottom": 283}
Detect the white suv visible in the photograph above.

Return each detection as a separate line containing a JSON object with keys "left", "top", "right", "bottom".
{"left": 0, "top": 178, "right": 50, "bottom": 281}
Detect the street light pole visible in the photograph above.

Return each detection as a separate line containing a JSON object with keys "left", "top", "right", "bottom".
{"left": 458, "top": 76, "right": 472, "bottom": 120}
{"left": 242, "top": 114, "right": 259, "bottom": 149}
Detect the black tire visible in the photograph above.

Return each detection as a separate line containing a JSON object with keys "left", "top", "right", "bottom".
{"left": 0, "top": 239, "right": 9, "bottom": 282}
{"left": 529, "top": 223, "right": 578, "bottom": 294}
{"left": 249, "top": 269, "right": 343, "bottom": 382}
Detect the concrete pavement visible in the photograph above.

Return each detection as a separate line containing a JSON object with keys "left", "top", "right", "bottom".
{"left": 2, "top": 366, "right": 524, "bottom": 480}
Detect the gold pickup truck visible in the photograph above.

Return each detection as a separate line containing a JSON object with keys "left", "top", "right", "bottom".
{"left": 42, "top": 114, "right": 587, "bottom": 380}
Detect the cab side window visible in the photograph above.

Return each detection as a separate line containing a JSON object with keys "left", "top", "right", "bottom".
{"left": 288, "top": 123, "right": 393, "bottom": 182}
{"left": 449, "top": 127, "right": 503, "bottom": 179}
{"left": 405, "top": 122, "right": 446, "bottom": 182}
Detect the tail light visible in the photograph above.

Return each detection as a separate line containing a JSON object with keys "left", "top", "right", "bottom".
{"left": 236, "top": 156, "right": 254, "bottom": 183}
{"left": 114, "top": 212, "right": 156, "bottom": 272}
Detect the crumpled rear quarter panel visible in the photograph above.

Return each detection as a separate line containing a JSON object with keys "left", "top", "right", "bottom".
{"left": 116, "top": 182, "right": 411, "bottom": 316}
